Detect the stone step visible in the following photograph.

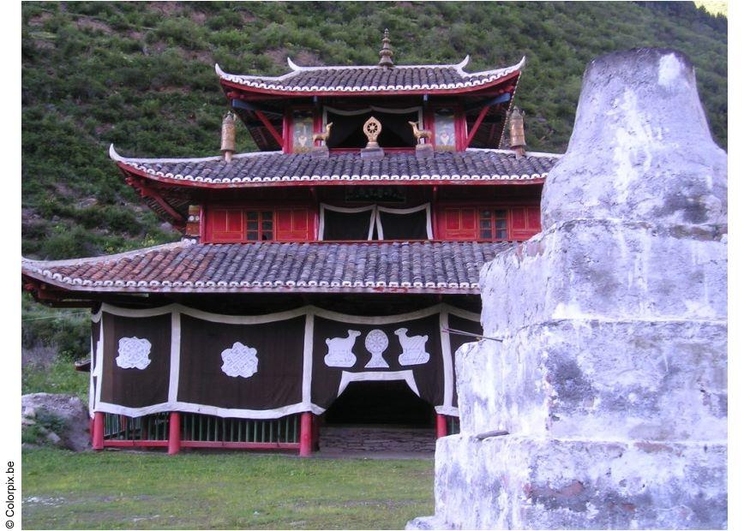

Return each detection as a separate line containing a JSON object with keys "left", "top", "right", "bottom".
{"left": 317, "top": 425, "right": 436, "bottom": 456}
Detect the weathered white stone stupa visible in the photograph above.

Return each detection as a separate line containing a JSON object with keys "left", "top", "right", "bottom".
{"left": 409, "top": 47, "right": 727, "bottom": 530}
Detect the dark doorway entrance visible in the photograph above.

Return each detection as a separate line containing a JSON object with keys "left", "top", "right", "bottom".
{"left": 323, "top": 380, "right": 434, "bottom": 427}
{"left": 318, "top": 380, "right": 437, "bottom": 455}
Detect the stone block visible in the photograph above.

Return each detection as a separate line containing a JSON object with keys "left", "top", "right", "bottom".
{"left": 456, "top": 320, "right": 726, "bottom": 440}
{"left": 479, "top": 219, "right": 727, "bottom": 337}
{"left": 424, "top": 435, "right": 726, "bottom": 530}
{"left": 415, "top": 144, "right": 434, "bottom": 159}
{"left": 360, "top": 146, "right": 384, "bottom": 160}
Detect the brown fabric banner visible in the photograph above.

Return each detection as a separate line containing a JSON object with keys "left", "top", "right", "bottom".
{"left": 99, "top": 312, "right": 172, "bottom": 409}
{"left": 177, "top": 314, "right": 306, "bottom": 411}
{"left": 311, "top": 314, "right": 443, "bottom": 410}
{"left": 93, "top": 304, "right": 480, "bottom": 419}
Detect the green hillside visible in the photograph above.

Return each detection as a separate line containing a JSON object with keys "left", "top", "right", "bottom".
{"left": 21, "top": 1, "right": 727, "bottom": 357}
{"left": 22, "top": 1, "right": 727, "bottom": 261}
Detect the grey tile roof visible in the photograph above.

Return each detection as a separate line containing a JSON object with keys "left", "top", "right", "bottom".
{"left": 22, "top": 240, "right": 515, "bottom": 296}
{"left": 215, "top": 56, "right": 524, "bottom": 95}
{"left": 112, "top": 147, "right": 560, "bottom": 187}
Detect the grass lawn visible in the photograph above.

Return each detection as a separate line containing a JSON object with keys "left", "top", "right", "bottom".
{"left": 21, "top": 447, "right": 435, "bottom": 530}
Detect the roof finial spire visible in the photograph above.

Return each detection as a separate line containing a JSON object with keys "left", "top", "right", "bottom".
{"left": 378, "top": 28, "right": 394, "bottom": 68}
{"left": 221, "top": 111, "right": 236, "bottom": 162}
{"left": 509, "top": 106, "right": 526, "bottom": 158}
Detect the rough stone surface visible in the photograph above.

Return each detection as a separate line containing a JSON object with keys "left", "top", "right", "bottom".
{"left": 479, "top": 220, "right": 726, "bottom": 335}
{"left": 22, "top": 393, "right": 91, "bottom": 452}
{"left": 541, "top": 48, "right": 727, "bottom": 229}
{"left": 409, "top": 48, "right": 727, "bottom": 530}
{"left": 426, "top": 435, "right": 726, "bottom": 530}
{"left": 456, "top": 320, "right": 727, "bottom": 441}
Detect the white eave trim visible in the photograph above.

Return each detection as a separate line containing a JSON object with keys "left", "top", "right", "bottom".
{"left": 109, "top": 144, "right": 282, "bottom": 165}
{"left": 217, "top": 56, "right": 527, "bottom": 87}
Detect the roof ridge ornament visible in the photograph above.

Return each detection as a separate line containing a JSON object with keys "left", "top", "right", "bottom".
{"left": 221, "top": 111, "right": 236, "bottom": 162}
{"left": 108, "top": 144, "right": 124, "bottom": 162}
{"left": 378, "top": 29, "right": 394, "bottom": 68}
{"left": 508, "top": 106, "right": 526, "bottom": 158}
{"left": 364, "top": 116, "right": 382, "bottom": 148}
{"left": 361, "top": 116, "right": 385, "bottom": 159}
{"left": 287, "top": 57, "right": 301, "bottom": 71}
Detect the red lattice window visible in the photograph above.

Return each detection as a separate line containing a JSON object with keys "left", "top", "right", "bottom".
{"left": 479, "top": 209, "right": 509, "bottom": 240}
{"left": 206, "top": 208, "right": 313, "bottom": 243}
{"left": 246, "top": 211, "right": 274, "bottom": 241}
{"left": 438, "top": 205, "right": 540, "bottom": 241}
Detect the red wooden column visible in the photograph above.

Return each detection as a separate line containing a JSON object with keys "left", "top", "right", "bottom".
{"left": 436, "top": 413, "right": 449, "bottom": 439}
{"left": 168, "top": 412, "right": 181, "bottom": 455}
{"left": 312, "top": 414, "right": 320, "bottom": 452}
{"left": 92, "top": 412, "right": 105, "bottom": 450}
{"left": 299, "top": 412, "right": 314, "bottom": 457}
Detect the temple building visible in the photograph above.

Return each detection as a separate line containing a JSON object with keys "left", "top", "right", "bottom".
{"left": 22, "top": 32, "right": 561, "bottom": 456}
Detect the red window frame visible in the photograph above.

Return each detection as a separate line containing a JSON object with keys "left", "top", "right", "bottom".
{"left": 437, "top": 205, "right": 541, "bottom": 241}
{"left": 205, "top": 207, "right": 314, "bottom": 243}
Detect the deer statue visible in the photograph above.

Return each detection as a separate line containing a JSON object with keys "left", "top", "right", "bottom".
{"left": 312, "top": 122, "right": 333, "bottom": 146}
{"left": 408, "top": 121, "right": 432, "bottom": 144}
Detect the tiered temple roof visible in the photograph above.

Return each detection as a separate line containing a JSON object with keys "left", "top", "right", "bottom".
{"left": 113, "top": 147, "right": 554, "bottom": 186}
{"left": 112, "top": 146, "right": 559, "bottom": 224}
{"left": 217, "top": 33, "right": 526, "bottom": 150}
{"left": 216, "top": 56, "right": 525, "bottom": 95}
{"left": 23, "top": 34, "right": 561, "bottom": 308}
{"left": 22, "top": 240, "right": 514, "bottom": 304}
